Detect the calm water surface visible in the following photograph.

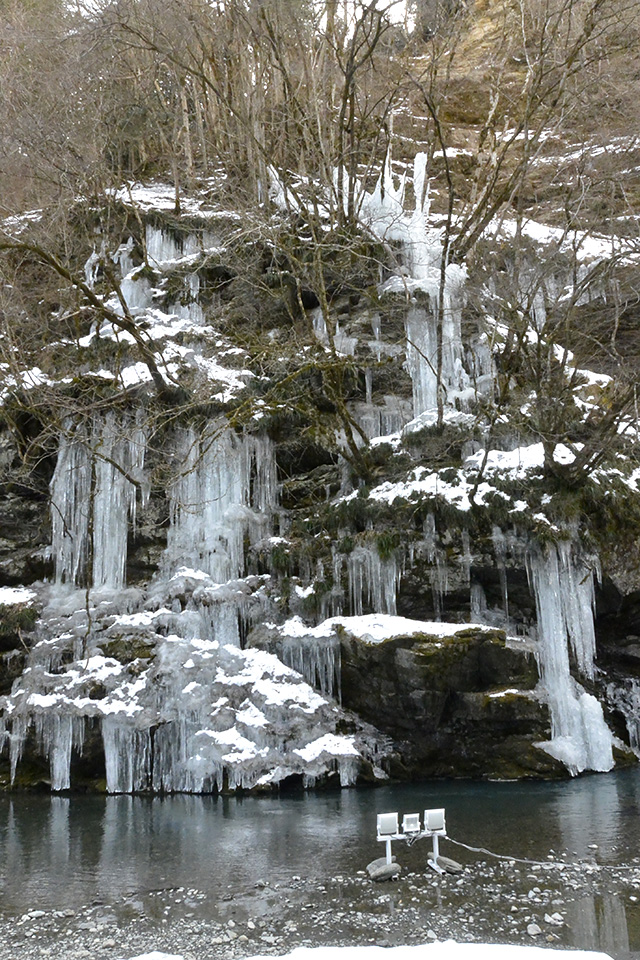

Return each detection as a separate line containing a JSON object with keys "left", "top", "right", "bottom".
{"left": 2, "top": 772, "right": 640, "bottom": 955}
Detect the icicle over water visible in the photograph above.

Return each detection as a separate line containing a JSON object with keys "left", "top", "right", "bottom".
{"left": 527, "top": 542, "right": 613, "bottom": 774}
{"left": 50, "top": 413, "right": 147, "bottom": 589}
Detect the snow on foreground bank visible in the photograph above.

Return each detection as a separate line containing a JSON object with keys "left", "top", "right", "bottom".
{"left": 120, "top": 943, "right": 614, "bottom": 960}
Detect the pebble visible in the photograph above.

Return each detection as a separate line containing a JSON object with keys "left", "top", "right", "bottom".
{"left": 527, "top": 923, "right": 542, "bottom": 937}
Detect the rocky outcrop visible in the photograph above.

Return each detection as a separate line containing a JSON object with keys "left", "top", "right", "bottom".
{"left": 250, "top": 617, "right": 563, "bottom": 780}
{"left": 339, "top": 626, "right": 557, "bottom": 779}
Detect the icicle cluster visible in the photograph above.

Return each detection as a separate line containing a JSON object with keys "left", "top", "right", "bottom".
{"left": 1, "top": 632, "right": 366, "bottom": 794}
{"left": 359, "top": 153, "right": 469, "bottom": 418}
{"left": 347, "top": 545, "right": 401, "bottom": 617}
{"left": 266, "top": 635, "right": 341, "bottom": 701}
{"left": 165, "top": 423, "right": 277, "bottom": 584}
{"left": 50, "top": 413, "right": 147, "bottom": 589}
{"left": 526, "top": 541, "right": 613, "bottom": 774}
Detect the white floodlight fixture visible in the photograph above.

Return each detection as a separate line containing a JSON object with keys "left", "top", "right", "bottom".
{"left": 402, "top": 812, "right": 421, "bottom": 835}
{"left": 377, "top": 812, "right": 399, "bottom": 864}
{"left": 424, "top": 808, "right": 446, "bottom": 835}
{"left": 377, "top": 812, "right": 399, "bottom": 837}
{"left": 424, "top": 808, "right": 446, "bottom": 871}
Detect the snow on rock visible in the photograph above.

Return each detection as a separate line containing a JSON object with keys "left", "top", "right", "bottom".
{"left": 112, "top": 181, "right": 241, "bottom": 221}
{"left": 339, "top": 441, "right": 581, "bottom": 518}
{"left": 275, "top": 614, "right": 494, "bottom": 644}
{"left": 0, "top": 621, "right": 378, "bottom": 792}
{"left": 0, "top": 586, "right": 37, "bottom": 605}
{"left": 255, "top": 615, "right": 496, "bottom": 703}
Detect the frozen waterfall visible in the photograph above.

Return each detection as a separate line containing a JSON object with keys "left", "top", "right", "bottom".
{"left": 527, "top": 542, "right": 613, "bottom": 774}
{"left": 50, "top": 413, "right": 147, "bottom": 589}
{"left": 359, "top": 153, "right": 469, "bottom": 417}
{"left": 165, "top": 424, "right": 277, "bottom": 584}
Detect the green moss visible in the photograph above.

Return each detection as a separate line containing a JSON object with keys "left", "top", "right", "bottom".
{"left": 376, "top": 530, "right": 400, "bottom": 560}
{"left": 99, "top": 637, "right": 155, "bottom": 663}
{"left": 0, "top": 604, "right": 38, "bottom": 652}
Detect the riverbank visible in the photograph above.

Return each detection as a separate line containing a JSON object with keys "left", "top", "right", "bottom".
{"left": 1, "top": 845, "right": 637, "bottom": 960}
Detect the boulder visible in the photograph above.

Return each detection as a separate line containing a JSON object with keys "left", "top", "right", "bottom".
{"left": 367, "top": 860, "right": 401, "bottom": 881}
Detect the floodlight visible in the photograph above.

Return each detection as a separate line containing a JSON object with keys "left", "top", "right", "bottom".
{"left": 424, "top": 807, "right": 446, "bottom": 871}
{"left": 377, "top": 812, "right": 399, "bottom": 837}
{"left": 402, "top": 812, "right": 421, "bottom": 835}
{"left": 424, "top": 808, "right": 446, "bottom": 835}
{"left": 377, "top": 812, "right": 400, "bottom": 865}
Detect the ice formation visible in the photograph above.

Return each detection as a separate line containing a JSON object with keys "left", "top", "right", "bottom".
{"left": 607, "top": 679, "right": 640, "bottom": 756}
{"left": 2, "top": 165, "right": 631, "bottom": 792}
{"left": 2, "top": 409, "right": 383, "bottom": 792}
{"left": 0, "top": 621, "right": 371, "bottom": 793}
{"left": 347, "top": 545, "right": 401, "bottom": 617}
{"left": 286, "top": 154, "right": 471, "bottom": 422}
{"left": 526, "top": 542, "right": 613, "bottom": 774}
{"left": 145, "top": 224, "right": 220, "bottom": 268}
{"left": 50, "top": 412, "right": 147, "bottom": 589}
{"left": 359, "top": 153, "right": 469, "bottom": 418}
{"left": 166, "top": 423, "right": 277, "bottom": 584}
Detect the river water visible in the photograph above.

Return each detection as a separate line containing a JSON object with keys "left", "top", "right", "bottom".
{"left": 1, "top": 772, "right": 640, "bottom": 959}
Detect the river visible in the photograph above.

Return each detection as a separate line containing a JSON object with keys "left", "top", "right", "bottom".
{"left": 1, "top": 772, "right": 640, "bottom": 959}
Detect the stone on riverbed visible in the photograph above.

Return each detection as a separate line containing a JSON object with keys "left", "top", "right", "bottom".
{"left": 429, "top": 854, "right": 463, "bottom": 874}
{"left": 366, "top": 857, "right": 401, "bottom": 881}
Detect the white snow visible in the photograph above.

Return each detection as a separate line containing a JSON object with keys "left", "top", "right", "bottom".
{"left": 340, "top": 442, "right": 581, "bottom": 515}
{"left": 274, "top": 614, "right": 494, "bottom": 644}
{"left": 117, "top": 941, "right": 613, "bottom": 960}
{"left": 112, "top": 182, "right": 241, "bottom": 221}
{"left": 294, "top": 733, "right": 359, "bottom": 761}
{"left": 0, "top": 586, "right": 36, "bottom": 605}
{"left": 464, "top": 443, "right": 578, "bottom": 476}
{"left": 489, "top": 215, "right": 640, "bottom": 265}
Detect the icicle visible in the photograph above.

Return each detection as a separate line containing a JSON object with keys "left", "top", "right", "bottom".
{"left": 406, "top": 305, "right": 439, "bottom": 414}
{"left": 268, "top": 635, "right": 341, "bottom": 701}
{"left": 422, "top": 514, "right": 448, "bottom": 618}
{"left": 9, "top": 715, "right": 28, "bottom": 783}
{"left": 491, "top": 526, "right": 509, "bottom": 622}
{"left": 120, "top": 271, "right": 152, "bottom": 313}
{"left": 470, "top": 583, "right": 488, "bottom": 621}
{"left": 146, "top": 225, "right": 200, "bottom": 267}
{"left": 166, "top": 424, "right": 277, "bottom": 585}
{"left": 102, "top": 719, "right": 151, "bottom": 793}
{"left": 526, "top": 542, "right": 613, "bottom": 774}
{"left": 33, "top": 714, "right": 84, "bottom": 791}
{"left": 50, "top": 414, "right": 147, "bottom": 590}
{"left": 365, "top": 369, "right": 373, "bottom": 405}
{"left": 50, "top": 424, "right": 92, "bottom": 585}
{"left": 84, "top": 250, "right": 100, "bottom": 289}
{"left": 461, "top": 529, "right": 472, "bottom": 584}
{"left": 172, "top": 273, "right": 204, "bottom": 324}
{"left": 116, "top": 237, "right": 135, "bottom": 276}
{"left": 607, "top": 679, "right": 640, "bottom": 754}
{"left": 347, "top": 545, "right": 400, "bottom": 617}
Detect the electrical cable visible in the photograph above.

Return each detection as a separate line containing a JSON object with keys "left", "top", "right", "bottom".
{"left": 443, "top": 834, "right": 571, "bottom": 867}
{"left": 444, "top": 835, "right": 640, "bottom": 874}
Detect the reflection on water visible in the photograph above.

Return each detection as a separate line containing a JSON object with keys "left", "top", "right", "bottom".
{"left": 570, "top": 894, "right": 630, "bottom": 957}
{"left": 2, "top": 771, "right": 640, "bottom": 955}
